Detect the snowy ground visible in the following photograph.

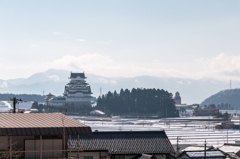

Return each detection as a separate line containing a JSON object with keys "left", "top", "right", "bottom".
{"left": 0, "top": 101, "right": 239, "bottom": 147}
{"left": 76, "top": 118, "right": 240, "bottom": 147}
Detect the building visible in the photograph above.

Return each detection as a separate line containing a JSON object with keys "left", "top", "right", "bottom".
{"left": 192, "top": 107, "right": 219, "bottom": 116}
{"left": 44, "top": 92, "right": 54, "bottom": 106}
{"left": 0, "top": 113, "right": 176, "bottom": 159}
{"left": 0, "top": 113, "right": 92, "bottom": 159}
{"left": 218, "top": 143, "right": 240, "bottom": 158}
{"left": 174, "top": 92, "right": 181, "bottom": 104}
{"left": 178, "top": 150, "right": 226, "bottom": 159}
{"left": 45, "top": 72, "right": 93, "bottom": 107}
{"left": 64, "top": 72, "right": 92, "bottom": 106}
{"left": 90, "top": 110, "right": 105, "bottom": 116}
{"left": 68, "top": 131, "right": 175, "bottom": 159}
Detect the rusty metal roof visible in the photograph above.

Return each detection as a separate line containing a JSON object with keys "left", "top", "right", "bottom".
{"left": 0, "top": 113, "right": 92, "bottom": 136}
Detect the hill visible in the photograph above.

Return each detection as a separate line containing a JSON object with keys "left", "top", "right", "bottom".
{"left": 201, "top": 89, "right": 240, "bottom": 108}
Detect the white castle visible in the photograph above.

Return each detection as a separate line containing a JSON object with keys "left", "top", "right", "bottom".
{"left": 45, "top": 72, "right": 92, "bottom": 106}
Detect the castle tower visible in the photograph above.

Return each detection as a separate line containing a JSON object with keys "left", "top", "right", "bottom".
{"left": 174, "top": 92, "right": 181, "bottom": 104}
{"left": 64, "top": 72, "right": 92, "bottom": 106}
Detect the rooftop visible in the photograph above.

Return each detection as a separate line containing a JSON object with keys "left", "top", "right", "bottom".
{"left": 184, "top": 151, "right": 225, "bottom": 158}
{"left": 69, "top": 131, "right": 175, "bottom": 155}
{"left": 218, "top": 144, "right": 240, "bottom": 153}
{"left": 70, "top": 72, "right": 86, "bottom": 79}
{"left": 0, "top": 113, "right": 92, "bottom": 136}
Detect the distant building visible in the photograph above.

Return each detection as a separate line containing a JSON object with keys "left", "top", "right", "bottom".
{"left": 45, "top": 72, "right": 92, "bottom": 107}
{"left": 90, "top": 109, "right": 105, "bottom": 115}
{"left": 174, "top": 92, "right": 181, "bottom": 104}
{"left": 44, "top": 92, "right": 54, "bottom": 106}
{"left": 192, "top": 107, "right": 219, "bottom": 116}
{"left": 64, "top": 72, "right": 92, "bottom": 106}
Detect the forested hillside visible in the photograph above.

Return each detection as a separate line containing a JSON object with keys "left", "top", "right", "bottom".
{"left": 95, "top": 88, "right": 179, "bottom": 117}
{"left": 201, "top": 89, "right": 240, "bottom": 109}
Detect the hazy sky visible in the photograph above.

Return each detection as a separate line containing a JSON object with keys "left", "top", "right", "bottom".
{"left": 0, "top": 0, "right": 240, "bottom": 80}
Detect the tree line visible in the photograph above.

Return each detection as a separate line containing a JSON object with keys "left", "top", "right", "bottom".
{"left": 95, "top": 88, "right": 179, "bottom": 117}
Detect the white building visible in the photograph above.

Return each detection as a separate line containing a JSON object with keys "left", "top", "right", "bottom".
{"left": 45, "top": 72, "right": 92, "bottom": 107}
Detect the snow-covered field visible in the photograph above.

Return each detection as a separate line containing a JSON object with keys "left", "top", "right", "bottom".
{"left": 76, "top": 118, "right": 240, "bottom": 147}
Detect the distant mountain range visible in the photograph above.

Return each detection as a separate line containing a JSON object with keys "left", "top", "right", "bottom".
{"left": 0, "top": 69, "right": 237, "bottom": 104}
{"left": 201, "top": 89, "right": 240, "bottom": 108}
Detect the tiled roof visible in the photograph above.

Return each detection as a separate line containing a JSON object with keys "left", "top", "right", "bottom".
{"left": 0, "top": 113, "right": 92, "bottom": 136}
{"left": 68, "top": 91, "right": 92, "bottom": 94}
{"left": 69, "top": 131, "right": 175, "bottom": 155}
{"left": 70, "top": 72, "right": 86, "bottom": 78}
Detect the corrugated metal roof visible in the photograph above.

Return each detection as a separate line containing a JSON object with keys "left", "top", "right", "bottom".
{"left": 69, "top": 131, "right": 175, "bottom": 155}
{"left": 0, "top": 113, "right": 92, "bottom": 136}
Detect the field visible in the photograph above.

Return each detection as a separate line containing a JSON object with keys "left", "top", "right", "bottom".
{"left": 75, "top": 116, "right": 240, "bottom": 147}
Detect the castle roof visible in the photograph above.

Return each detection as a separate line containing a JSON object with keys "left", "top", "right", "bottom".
{"left": 46, "top": 93, "right": 54, "bottom": 97}
{"left": 70, "top": 72, "right": 86, "bottom": 78}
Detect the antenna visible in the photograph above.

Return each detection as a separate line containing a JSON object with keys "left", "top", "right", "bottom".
{"left": 43, "top": 90, "right": 44, "bottom": 96}
{"left": 230, "top": 79, "right": 232, "bottom": 89}
{"left": 100, "top": 87, "right": 102, "bottom": 96}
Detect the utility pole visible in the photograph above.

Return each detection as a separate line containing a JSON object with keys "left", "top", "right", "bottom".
{"left": 169, "top": 120, "right": 170, "bottom": 129}
{"left": 204, "top": 139, "right": 206, "bottom": 159}
{"left": 10, "top": 97, "right": 22, "bottom": 113}
{"left": 230, "top": 79, "right": 232, "bottom": 89}
{"left": 227, "top": 125, "right": 229, "bottom": 143}
{"left": 166, "top": 109, "right": 167, "bottom": 118}
{"left": 177, "top": 136, "right": 180, "bottom": 152}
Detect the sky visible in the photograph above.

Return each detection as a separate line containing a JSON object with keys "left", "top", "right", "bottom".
{"left": 0, "top": 0, "right": 240, "bottom": 81}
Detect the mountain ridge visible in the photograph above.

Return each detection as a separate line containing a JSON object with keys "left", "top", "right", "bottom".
{"left": 0, "top": 69, "right": 236, "bottom": 104}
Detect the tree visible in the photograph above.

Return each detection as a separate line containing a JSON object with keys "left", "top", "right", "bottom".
{"left": 96, "top": 88, "right": 179, "bottom": 117}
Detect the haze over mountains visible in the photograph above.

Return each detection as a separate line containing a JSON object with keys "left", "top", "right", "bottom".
{"left": 0, "top": 69, "right": 237, "bottom": 104}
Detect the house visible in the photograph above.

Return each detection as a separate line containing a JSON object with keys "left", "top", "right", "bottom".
{"left": 0, "top": 113, "right": 92, "bottom": 159}
{"left": 68, "top": 131, "right": 175, "bottom": 159}
{"left": 218, "top": 143, "right": 240, "bottom": 158}
{"left": 192, "top": 108, "right": 219, "bottom": 116}
{"left": 178, "top": 150, "right": 226, "bottom": 159}
{"left": 0, "top": 113, "right": 175, "bottom": 159}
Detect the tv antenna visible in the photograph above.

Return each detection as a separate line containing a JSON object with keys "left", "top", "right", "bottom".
{"left": 100, "top": 87, "right": 102, "bottom": 96}
{"left": 230, "top": 79, "right": 232, "bottom": 89}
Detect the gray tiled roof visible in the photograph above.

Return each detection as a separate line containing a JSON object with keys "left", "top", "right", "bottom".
{"left": 69, "top": 131, "right": 175, "bottom": 155}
